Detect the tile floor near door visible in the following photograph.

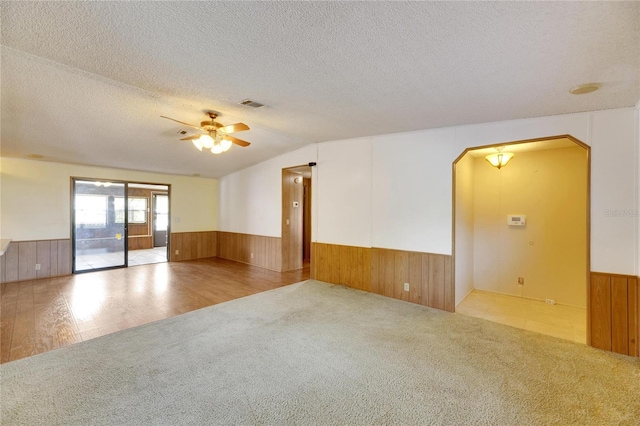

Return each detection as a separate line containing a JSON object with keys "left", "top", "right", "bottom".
{"left": 456, "top": 290, "right": 586, "bottom": 344}
{"left": 76, "top": 246, "right": 168, "bottom": 270}
{"left": 128, "top": 246, "right": 168, "bottom": 266}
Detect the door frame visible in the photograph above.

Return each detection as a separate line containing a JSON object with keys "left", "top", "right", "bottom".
{"left": 151, "top": 191, "right": 170, "bottom": 250}
{"left": 281, "top": 165, "right": 313, "bottom": 273}
{"left": 70, "top": 177, "right": 172, "bottom": 273}
{"left": 451, "top": 134, "right": 591, "bottom": 342}
{"left": 71, "top": 177, "right": 129, "bottom": 273}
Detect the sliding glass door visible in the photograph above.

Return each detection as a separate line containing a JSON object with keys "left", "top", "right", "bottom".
{"left": 73, "top": 179, "right": 127, "bottom": 272}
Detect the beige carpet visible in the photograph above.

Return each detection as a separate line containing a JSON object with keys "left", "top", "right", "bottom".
{"left": 1, "top": 280, "right": 639, "bottom": 425}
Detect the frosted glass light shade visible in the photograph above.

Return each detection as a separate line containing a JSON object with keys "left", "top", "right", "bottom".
{"left": 485, "top": 152, "right": 514, "bottom": 169}
{"left": 199, "top": 134, "right": 214, "bottom": 149}
{"left": 221, "top": 139, "right": 232, "bottom": 152}
{"left": 192, "top": 138, "right": 203, "bottom": 151}
{"left": 211, "top": 143, "right": 224, "bottom": 154}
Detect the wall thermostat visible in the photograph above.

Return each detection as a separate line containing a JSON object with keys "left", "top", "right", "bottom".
{"left": 507, "top": 215, "right": 526, "bottom": 226}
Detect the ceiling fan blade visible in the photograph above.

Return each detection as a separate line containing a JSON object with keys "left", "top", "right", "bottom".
{"left": 161, "top": 116, "right": 204, "bottom": 130}
{"left": 220, "top": 123, "right": 250, "bottom": 134}
{"left": 179, "top": 134, "right": 203, "bottom": 141}
{"left": 225, "top": 135, "right": 251, "bottom": 147}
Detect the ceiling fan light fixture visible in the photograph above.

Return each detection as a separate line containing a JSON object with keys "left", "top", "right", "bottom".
{"left": 199, "top": 134, "right": 214, "bottom": 149}
{"left": 211, "top": 143, "right": 224, "bottom": 154}
{"left": 162, "top": 113, "right": 251, "bottom": 154}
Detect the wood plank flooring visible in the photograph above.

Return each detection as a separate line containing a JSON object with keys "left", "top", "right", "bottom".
{"left": 0, "top": 258, "right": 309, "bottom": 364}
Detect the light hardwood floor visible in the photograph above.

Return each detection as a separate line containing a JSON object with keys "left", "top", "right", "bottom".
{"left": 456, "top": 290, "right": 587, "bottom": 344}
{"left": 0, "top": 258, "right": 309, "bottom": 364}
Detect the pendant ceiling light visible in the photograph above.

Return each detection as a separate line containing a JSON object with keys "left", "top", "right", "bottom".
{"left": 485, "top": 147, "right": 514, "bottom": 169}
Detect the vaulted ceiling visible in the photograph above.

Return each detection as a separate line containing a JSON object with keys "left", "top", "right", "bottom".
{"left": 1, "top": 2, "right": 638, "bottom": 178}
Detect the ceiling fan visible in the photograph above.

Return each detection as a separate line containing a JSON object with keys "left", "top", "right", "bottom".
{"left": 161, "top": 112, "right": 251, "bottom": 154}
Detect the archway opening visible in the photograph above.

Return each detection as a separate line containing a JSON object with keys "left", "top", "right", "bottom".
{"left": 453, "top": 135, "right": 590, "bottom": 344}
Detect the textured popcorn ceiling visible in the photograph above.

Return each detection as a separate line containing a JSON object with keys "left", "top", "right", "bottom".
{"left": 1, "top": 2, "right": 638, "bottom": 178}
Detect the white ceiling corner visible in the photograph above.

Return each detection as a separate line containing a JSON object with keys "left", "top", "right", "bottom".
{"left": 1, "top": 1, "right": 638, "bottom": 178}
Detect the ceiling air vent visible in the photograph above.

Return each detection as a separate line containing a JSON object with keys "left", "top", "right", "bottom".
{"left": 177, "top": 129, "right": 188, "bottom": 135}
{"left": 239, "top": 99, "right": 265, "bottom": 108}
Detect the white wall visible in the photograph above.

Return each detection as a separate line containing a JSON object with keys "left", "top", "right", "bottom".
{"left": 0, "top": 158, "right": 218, "bottom": 240}
{"left": 454, "top": 154, "right": 475, "bottom": 305}
{"left": 218, "top": 144, "right": 318, "bottom": 238}
{"left": 316, "top": 138, "right": 372, "bottom": 247}
{"left": 217, "top": 107, "right": 640, "bottom": 276}
{"left": 371, "top": 128, "right": 456, "bottom": 253}
{"left": 590, "top": 109, "right": 639, "bottom": 274}
{"left": 636, "top": 101, "right": 640, "bottom": 278}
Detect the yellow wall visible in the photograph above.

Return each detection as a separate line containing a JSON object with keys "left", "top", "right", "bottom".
{"left": 0, "top": 158, "right": 218, "bottom": 240}
{"left": 473, "top": 146, "right": 588, "bottom": 307}
{"left": 454, "top": 153, "right": 475, "bottom": 305}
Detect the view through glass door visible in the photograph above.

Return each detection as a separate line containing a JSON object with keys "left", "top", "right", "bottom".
{"left": 153, "top": 194, "right": 169, "bottom": 248}
{"left": 73, "top": 179, "right": 127, "bottom": 272}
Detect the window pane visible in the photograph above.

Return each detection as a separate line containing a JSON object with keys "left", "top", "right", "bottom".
{"left": 114, "top": 197, "right": 125, "bottom": 223}
{"left": 113, "top": 197, "right": 147, "bottom": 224}
{"left": 132, "top": 210, "right": 146, "bottom": 223}
{"left": 76, "top": 195, "right": 107, "bottom": 228}
{"left": 128, "top": 197, "right": 147, "bottom": 224}
{"left": 156, "top": 196, "right": 169, "bottom": 214}
{"left": 154, "top": 195, "right": 169, "bottom": 231}
{"left": 155, "top": 214, "right": 168, "bottom": 231}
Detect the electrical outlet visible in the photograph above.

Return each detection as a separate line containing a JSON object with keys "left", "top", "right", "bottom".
{"left": 545, "top": 299, "right": 556, "bottom": 305}
{"left": 175, "top": 250, "right": 179, "bottom": 255}
{"left": 251, "top": 253, "right": 254, "bottom": 259}
{"left": 404, "top": 282, "right": 410, "bottom": 292}
{"left": 518, "top": 277, "right": 524, "bottom": 285}
{"left": 35, "top": 264, "right": 41, "bottom": 271}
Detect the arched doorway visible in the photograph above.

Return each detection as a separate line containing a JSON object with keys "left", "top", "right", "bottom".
{"left": 453, "top": 135, "right": 590, "bottom": 344}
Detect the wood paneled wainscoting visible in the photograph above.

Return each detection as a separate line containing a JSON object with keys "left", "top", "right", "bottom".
{"left": 128, "top": 236, "right": 153, "bottom": 251}
{"left": 312, "top": 243, "right": 454, "bottom": 313}
{"left": 169, "top": 231, "right": 217, "bottom": 262}
{"left": 216, "top": 232, "right": 282, "bottom": 272}
{"left": 590, "top": 272, "right": 639, "bottom": 357}
{"left": 312, "top": 243, "right": 371, "bottom": 291}
{"left": 0, "top": 240, "right": 72, "bottom": 283}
